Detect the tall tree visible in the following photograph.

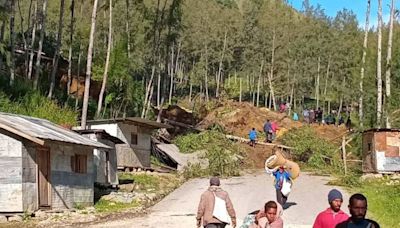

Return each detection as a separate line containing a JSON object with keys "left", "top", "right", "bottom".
{"left": 97, "top": 0, "right": 113, "bottom": 118}
{"left": 376, "top": 0, "right": 383, "bottom": 127}
{"left": 48, "top": 0, "right": 66, "bottom": 98}
{"left": 67, "top": 0, "right": 75, "bottom": 95}
{"left": 81, "top": 0, "right": 99, "bottom": 129}
{"left": 359, "top": 0, "right": 370, "bottom": 128}
{"left": 27, "top": 0, "right": 38, "bottom": 80}
{"left": 9, "top": 0, "right": 16, "bottom": 86}
{"left": 385, "top": 0, "right": 395, "bottom": 128}
{"left": 34, "top": 0, "right": 48, "bottom": 89}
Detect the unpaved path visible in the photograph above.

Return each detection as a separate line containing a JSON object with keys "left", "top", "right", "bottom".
{"left": 90, "top": 172, "right": 349, "bottom": 228}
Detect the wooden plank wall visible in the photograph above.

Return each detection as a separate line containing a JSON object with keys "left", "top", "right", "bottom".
{"left": 0, "top": 133, "right": 23, "bottom": 212}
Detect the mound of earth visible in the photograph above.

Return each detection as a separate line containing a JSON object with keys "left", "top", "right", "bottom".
{"left": 197, "top": 100, "right": 302, "bottom": 138}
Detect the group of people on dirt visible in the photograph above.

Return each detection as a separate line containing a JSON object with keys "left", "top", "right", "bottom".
{"left": 299, "top": 107, "right": 352, "bottom": 131}
{"left": 196, "top": 175, "right": 380, "bottom": 228}
{"left": 248, "top": 120, "right": 279, "bottom": 147}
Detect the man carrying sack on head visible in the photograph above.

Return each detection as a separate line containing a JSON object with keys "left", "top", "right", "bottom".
{"left": 196, "top": 177, "right": 237, "bottom": 228}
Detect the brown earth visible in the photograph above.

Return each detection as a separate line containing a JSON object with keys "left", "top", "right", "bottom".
{"left": 197, "top": 100, "right": 302, "bottom": 138}
{"left": 193, "top": 100, "right": 348, "bottom": 169}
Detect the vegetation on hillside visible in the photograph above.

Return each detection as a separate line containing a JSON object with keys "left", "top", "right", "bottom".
{"left": 0, "top": 0, "right": 397, "bottom": 128}
{"left": 174, "top": 130, "right": 244, "bottom": 177}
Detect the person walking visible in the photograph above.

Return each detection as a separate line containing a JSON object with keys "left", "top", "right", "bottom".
{"left": 271, "top": 121, "right": 279, "bottom": 142}
{"left": 336, "top": 193, "right": 380, "bottom": 228}
{"left": 273, "top": 166, "right": 291, "bottom": 207}
{"left": 249, "top": 128, "right": 257, "bottom": 147}
{"left": 292, "top": 112, "right": 299, "bottom": 121}
{"left": 303, "top": 109, "right": 309, "bottom": 124}
{"left": 263, "top": 120, "right": 273, "bottom": 143}
{"left": 196, "top": 177, "right": 237, "bottom": 228}
{"left": 313, "top": 189, "right": 349, "bottom": 228}
{"left": 250, "top": 201, "right": 284, "bottom": 228}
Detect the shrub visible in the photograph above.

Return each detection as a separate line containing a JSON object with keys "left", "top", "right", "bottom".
{"left": 175, "top": 130, "right": 244, "bottom": 177}
{"left": 281, "top": 126, "right": 343, "bottom": 173}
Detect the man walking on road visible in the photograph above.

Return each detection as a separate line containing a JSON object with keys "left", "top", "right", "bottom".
{"left": 196, "top": 177, "right": 237, "bottom": 228}
{"left": 313, "top": 189, "right": 349, "bottom": 228}
{"left": 336, "top": 193, "right": 380, "bottom": 228}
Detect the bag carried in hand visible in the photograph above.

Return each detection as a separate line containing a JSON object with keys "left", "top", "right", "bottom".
{"left": 280, "top": 178, "right": 291, "bottom": 196}
{"left": 212, "top": 192, "right": 231, "bottom": 224}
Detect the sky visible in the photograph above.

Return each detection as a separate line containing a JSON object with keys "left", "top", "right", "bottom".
{"left": 290, "top": 0, "right": 398, "bottom": 28}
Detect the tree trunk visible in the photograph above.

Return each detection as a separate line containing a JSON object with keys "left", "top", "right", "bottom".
{"left": 145, "top": 84, "right": 154, "bottom": 119}
{"left": 48, "top": 0, "right": 65, "bottom": 98}
{"left": 337, "top": 77, "right": 346, "bottom": 120}
{"left": 216, "top": 30, "right": 227, "bottom": 98}
{"left": 96, "top": 0, "right": 112, "bottom": 118}
{"left": 27, "top": 0, "right": 38, "bottom": 80}
{"left": 67, "top": 0, "right": 75, "bottom": 95}
{"left": 81, "top": 0, "right": 99, "bottom": 129}
{"left": 157, "top": 63, "right": 161, "bottom": 107}
{"left": 376, "top": 0, "right": 383, "bottom": 127}
{"left": 142, "top": 66, "right": 155, "bottom": 118}
{"left": 385, "top": 0, "right": 395, "bottom": 128}
{"left": 17, "top": 0, "right": 29, "bottom": 78}
{"left": 268, "top": 29, "right": 277, "bottom": 111}
{"left": 323, "top": 57, "right": 331, "bottom": 114}
{"left": 204, "top": 46, "right": 209, "bottom": 102}
{"left": 0, "top": 22, "right": 4, "bottom": 70}
{"left": 315, "top": 56, "right": 321, "bottom": 109}
{"left": 359, "top": 0, "right": 370, "bottom": 127}
{"left": 239, "top": 78, "right": 242, "bottom": 103}
{"left": 189, "top": 80, "right": 192, "bottom": 103}
{"left": 168, "top": 43, "right": 175, "bottom": 104}
{"left": 9, "top": 0, "right": 16, "bottom": 86}
{"left": 75, "top": 45, "right": 82, "bottom": 111}
{"left": 125, "top": 0, "right": 131, "bottom": 59}
{"left": 34, "top": 0, "right": 48, "bottom": 89}
{"left": 256, "top": 60, "right": 264, "bottom": 107}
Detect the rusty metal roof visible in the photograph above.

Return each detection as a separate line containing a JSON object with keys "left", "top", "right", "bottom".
{"left": 363, "top": 128, "right": 400, "bottom": 133}
{"left": 0, "top": 112, "right": 110, "bottom": 148}
{"left": 85, "top": 117, "right": 172, "bottom": 129}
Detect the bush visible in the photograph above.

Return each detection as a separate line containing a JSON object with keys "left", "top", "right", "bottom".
{"left": 281, "top": 126, "right": 343, "bottom": 173}
{"left": 175, "top": 130, "right": 243, "bottom": 178}
{"left": 0, "top": 91, "right": 77, "bottom": 125}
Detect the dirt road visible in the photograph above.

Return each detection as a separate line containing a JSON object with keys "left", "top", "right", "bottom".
{"left": 90, "top": 172, "right": 349, "bottom": 228}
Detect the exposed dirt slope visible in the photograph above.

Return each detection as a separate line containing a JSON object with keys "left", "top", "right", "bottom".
{"left": 197, "top": 100, "right": 302, "bottom": 138}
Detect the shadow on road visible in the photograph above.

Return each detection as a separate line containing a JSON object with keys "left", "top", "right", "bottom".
{"left": 283, "top": 202, "right": 297, "bottom": 210}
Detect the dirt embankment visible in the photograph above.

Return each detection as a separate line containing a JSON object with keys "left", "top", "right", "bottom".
{"left": 197, "top": 100, "right": 302, "bottom": 137}
{"left": 193, "top": 101, "right": 348, "bottom": 168}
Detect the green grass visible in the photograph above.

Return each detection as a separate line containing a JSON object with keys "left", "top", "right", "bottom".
{"left": 354, "top": 179, "right": 400, "bottom": 227}
{"left": 94, "top": 199, "right": 140, "bottom": 213}
{"left": 118, "top": 173, "right": 160, "bottom": 191}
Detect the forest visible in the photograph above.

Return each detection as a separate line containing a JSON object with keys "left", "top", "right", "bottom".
{"left": 0, "top": 0, "right": 399, "bottom": 129}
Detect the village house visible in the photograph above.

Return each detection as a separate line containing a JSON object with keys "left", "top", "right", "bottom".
{"left": 75, "top": 129, "right": 124, "bottom": 186}
{"left": 81, "top": 118, "right": 171, "bottom": 170}
{"left": 0, "top": 112, "right": 109, "bottom": 213}
{"left": 362, "top": 128, "right": 400, "bottom": 173}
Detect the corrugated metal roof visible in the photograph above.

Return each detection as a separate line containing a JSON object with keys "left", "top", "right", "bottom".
{"left": 363, "top": 128, "right": 400, "bottom": 133}
{"left": 0, "top": 112, "right": 110, "bottom": 148}
{"left": 85, "top": 117, "right": 172, "bottom": 129}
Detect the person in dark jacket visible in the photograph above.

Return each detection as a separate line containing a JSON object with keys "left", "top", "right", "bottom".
{"left": 335, "top": 193, "right": 380, "bottom": 228}
{"left": 263, "top": 120, "right": 273, "bottom": 143}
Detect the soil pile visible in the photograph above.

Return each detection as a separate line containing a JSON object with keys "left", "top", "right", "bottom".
{"left": 197, "top": 100, "right": 302, "bottom": 137}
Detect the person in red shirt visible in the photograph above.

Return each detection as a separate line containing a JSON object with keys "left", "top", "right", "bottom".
{"left": 313, "top": 189, "right": 349, "bottom": 228}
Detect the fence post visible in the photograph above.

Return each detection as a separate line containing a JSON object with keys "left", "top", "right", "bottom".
{"left": 342, "top": 135, "right": 347, "bottom": 175}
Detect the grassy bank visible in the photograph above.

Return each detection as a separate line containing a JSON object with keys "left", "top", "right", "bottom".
{"left": 353, "top": 179, "right": 400, "bottom": 227}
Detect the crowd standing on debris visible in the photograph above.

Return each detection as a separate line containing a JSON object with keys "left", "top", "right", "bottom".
{"left": 197, "top": 177, "right": 380, "bottom": 228}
